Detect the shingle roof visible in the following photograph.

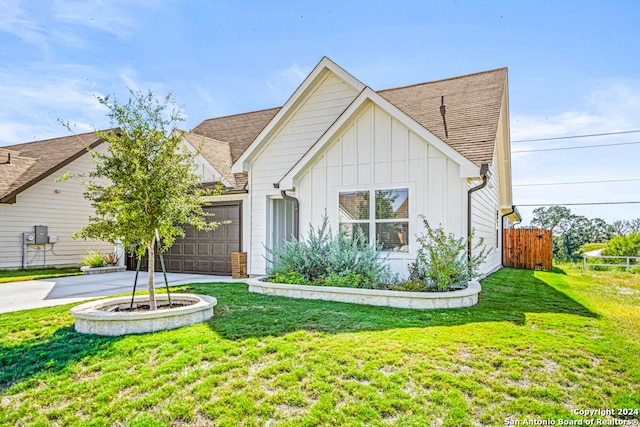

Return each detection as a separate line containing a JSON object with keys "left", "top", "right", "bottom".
{"left": 0, "top": 131, "right": 107, "bottom": 203}
{"left": 183, "top": 132, "right": 236, "bottom": 187}
{"left": 1, "top": 67, "right": 506, "bottom": 201}
{"left": 378, "top": 68, "right": 507, "bottom": 166}
{"left": 191, "top": 107, "right": 281, "bottom": 163}
{"left": 190, "top": 68, "right": 507, "bottom": 171}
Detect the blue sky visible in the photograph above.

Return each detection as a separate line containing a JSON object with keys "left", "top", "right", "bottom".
{"left": 1, "top": 0, "right": 639, "bottom": 224}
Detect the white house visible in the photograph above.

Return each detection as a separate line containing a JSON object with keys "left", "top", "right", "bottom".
{"left": 0, "top": 132, "right": 114, "bottom": 269}
{"left": 0, "top": 57, "right": 520, "bottom": 276}
{"left": 181, "top": 57, "right": 520, "bottom": 277}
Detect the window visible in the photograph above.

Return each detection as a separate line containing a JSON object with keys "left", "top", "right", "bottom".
{"left": 339, "top": 188, "right": 409, "bottom": 252}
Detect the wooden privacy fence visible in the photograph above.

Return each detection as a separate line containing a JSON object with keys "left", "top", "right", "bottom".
{"left": 503, "top": 228, "right": 553, "bottom": 271}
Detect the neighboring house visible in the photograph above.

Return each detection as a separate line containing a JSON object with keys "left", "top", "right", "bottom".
{"left": 0, "top": 132, "right": 114, "bottom": 269}
{"left": 0, "top": 57, "right": 521, "bottom": 276}
{"left": 177, "top": 57, "right": 521, "bottom": 277}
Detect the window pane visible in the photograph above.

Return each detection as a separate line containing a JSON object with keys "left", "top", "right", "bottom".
{"left": 339, "top": 191, "right": 370, "bottom": 220}
{"left": 375, "top": 189, "right": 408, "bottom": 219}
{"left": 340, "top": 223, "right": 370, "bottom": 243}
{"left": 376, "top": 222, "right": 409, "bottom": 252}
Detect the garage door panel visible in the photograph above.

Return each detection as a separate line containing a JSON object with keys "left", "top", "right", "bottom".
{"left": 133, "top": 202, "right": 242, "bottom": 275}
{"left": 197, "top": 243, "right": 210, "bottom": 255}
{"left": 211, "top": 242, "right": 226, "bottom": 257}
{"left": 169, "top": 259, "right": 182, "bottom": 271}
{"left": 183, "top": 259, "right": 196, "bottom": 272}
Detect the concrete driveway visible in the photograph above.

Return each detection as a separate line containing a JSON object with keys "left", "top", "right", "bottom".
{"left": 0, "top": 271, "right": 248, "bottom": 314}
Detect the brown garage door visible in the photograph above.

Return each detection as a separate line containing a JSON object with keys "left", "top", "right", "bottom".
{"left": 128, "top": 202, "right": 241, "bottom": 275}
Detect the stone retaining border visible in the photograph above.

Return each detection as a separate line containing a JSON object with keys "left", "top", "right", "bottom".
{"left": 71, "top": 293, "right": 217, "bottom": 336}
{"left": 81, "top": 266, "right": 127, "bottom": 275}
{"left": 247, "top": 278, "right": 480, "bottom": 309}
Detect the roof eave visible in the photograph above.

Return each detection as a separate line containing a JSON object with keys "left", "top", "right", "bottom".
{"left": 0, "top": 138, "right": 103, "bottom": 204}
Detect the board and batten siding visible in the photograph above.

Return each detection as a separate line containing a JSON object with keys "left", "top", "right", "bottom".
{"left": 0, "top": 144, "right": 113, "bottom": 269}
{"left": 295, "top": 102, "right": 466, "bottom": 277}
{"left": 248, "top": 72, "right": 360, "bottom": 274}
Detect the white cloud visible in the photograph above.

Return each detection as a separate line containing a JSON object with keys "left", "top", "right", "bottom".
{"left": 119, "top": 68, "right": 140, "bottom": 92}
{"left": 511, "top": 78, "right": 640, "bottom": 141}
{"left": 0, "top": 1, "right": 48, "bottom": 51}
{"left": 51, "top": 0, "right": 136, "bottom": 40}
{"left": 267, "top": 63, "right": 308, "bottom": 99}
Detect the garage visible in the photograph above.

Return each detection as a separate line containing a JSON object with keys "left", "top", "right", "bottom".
{"left": 128, "top": 202, "right": 242, "bottom": 275}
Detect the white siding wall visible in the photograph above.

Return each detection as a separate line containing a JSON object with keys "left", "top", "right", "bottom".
{"left": 470, "top": 147, "right": 502, "bottom": 276}
{"left": 0, "top": 145, "right": 113, "bottom": 269}
{"left": 248, "top": 73, "right": 360, "bottom": 274}
{"left": 296, "top": 102, "right": 466, "bottom": 277}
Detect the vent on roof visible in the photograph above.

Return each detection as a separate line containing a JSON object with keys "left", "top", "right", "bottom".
{"left": 439, "top": 96, "right": 449, "bottom": 138}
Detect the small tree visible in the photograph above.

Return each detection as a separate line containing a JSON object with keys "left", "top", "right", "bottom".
{"left": 68, "top": 90, "right": 220, "bottom": 309}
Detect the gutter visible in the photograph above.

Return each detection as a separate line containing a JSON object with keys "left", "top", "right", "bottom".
{"left": 500, "top": 205, "right": 516, "bottom": 266}
{"left": 467, "top": 163, "right": 490, "bottom": 260}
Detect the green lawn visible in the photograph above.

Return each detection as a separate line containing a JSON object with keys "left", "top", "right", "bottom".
{"left": 0, "top": 266, "right": 639, "bottom": 426}
{"left": 0, "top": 267, "right": 82, "bottom": 284}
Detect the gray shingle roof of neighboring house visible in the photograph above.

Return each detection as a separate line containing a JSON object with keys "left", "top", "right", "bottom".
{"left": 0, "top": 131, "right": 106, "bottom": 203}
{"left": 1, "top": 67, "right": 507, "bottom": 201}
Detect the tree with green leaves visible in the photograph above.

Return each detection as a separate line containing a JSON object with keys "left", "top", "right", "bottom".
{"left": 531, "top": 206, "right": 613, "bottom": 262}
{"left": 67, "top": 90, "right": 220, "bottom": 310}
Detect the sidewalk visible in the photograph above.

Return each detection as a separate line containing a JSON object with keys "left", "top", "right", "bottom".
{"left": 0, "top": 271, "right": 247, "bottom": 314}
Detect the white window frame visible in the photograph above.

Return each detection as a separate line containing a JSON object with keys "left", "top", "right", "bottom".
{"left": 338, "top": 185, "right": 411, "bottom": 252}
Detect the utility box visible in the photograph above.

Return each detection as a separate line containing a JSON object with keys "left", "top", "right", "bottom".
{"left": 35, "top": 225, "right": 48, "bottom": 244}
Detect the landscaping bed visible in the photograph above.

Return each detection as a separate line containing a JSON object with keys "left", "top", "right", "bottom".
{"left": 249, "top": 277, "right": 481, "bottom": 309}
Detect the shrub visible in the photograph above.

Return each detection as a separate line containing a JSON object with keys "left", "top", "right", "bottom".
{"left": 321, "top": 271, "right": 365, "bottom": 288}
{"left": 102, "top": 252, "right": 120, "bottom": 266}
{"left": 603, "top": 233, "right": 640, "bottom": 258}
{"left": 408, "top": 218, "right": 488, "bottom": 291}
{"left": 268, "top": 270, "right": 310, "bottom": 285}
{"left": 266, "top": 216, "right": 390, "bottom": 288}
{"left": 81, "top": 250, "right": 105, "bottom": 268}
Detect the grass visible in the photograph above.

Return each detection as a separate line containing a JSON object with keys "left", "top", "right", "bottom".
{"left": 0, "top": 267, "right": 82, "bottom": 283}
{"left": 0, "top": 266, "right": 639, "bottom": 426}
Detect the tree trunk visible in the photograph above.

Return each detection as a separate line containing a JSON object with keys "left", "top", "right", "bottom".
{"left": 147, "top": 240, "right": 157, "bottom": 310}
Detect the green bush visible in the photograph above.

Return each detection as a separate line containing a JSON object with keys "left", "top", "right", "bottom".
{"left": 603, "top": 233, "right": 640, "bottom": 258}
{"left": 266, "top": 216, "right": 390, "bottom": 288}
{"left": 81, "top": 250, "right": 105, "bottom": 268}
{"left": 321, "top": 271, "right": 365, "bottom": 288}
{"left": 408, "top": 218, "right": 488, "bottom": 291}
{"left": 268, "top": 270, "right": 310, "bottom": 285}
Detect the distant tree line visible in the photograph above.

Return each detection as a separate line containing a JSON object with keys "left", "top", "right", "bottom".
{"left": 529, "top": 206, "right": 640, "bottom": 262}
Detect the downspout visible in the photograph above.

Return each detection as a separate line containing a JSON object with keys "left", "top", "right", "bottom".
{"left": 500, "top": 205, "right": 516, "bottom": 266}
{"left": 280, "top": 190, "right": 300, "bottom": 240}
{"left": 467, "top": 163, "right": 490, "bottom": 260}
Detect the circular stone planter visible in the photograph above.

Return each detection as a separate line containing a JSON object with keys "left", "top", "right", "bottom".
{"left": 247, "top": 278, "right": 480, "bottom": 309}
{"left": 70, "top": 293, "right": 217, "bottom": 336}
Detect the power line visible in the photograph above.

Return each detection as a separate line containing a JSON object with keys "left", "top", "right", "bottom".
{"left": 518, "top": 201, "right": 640, "bottom": 207}
{"left": 512, "top": 141, "right": 640, "bottom": 153}
{"left": 514, "top": 178, "right": 640, "bottom": 187}
{"left": 512, "top": 129, "right": 640, "bottom": 143}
